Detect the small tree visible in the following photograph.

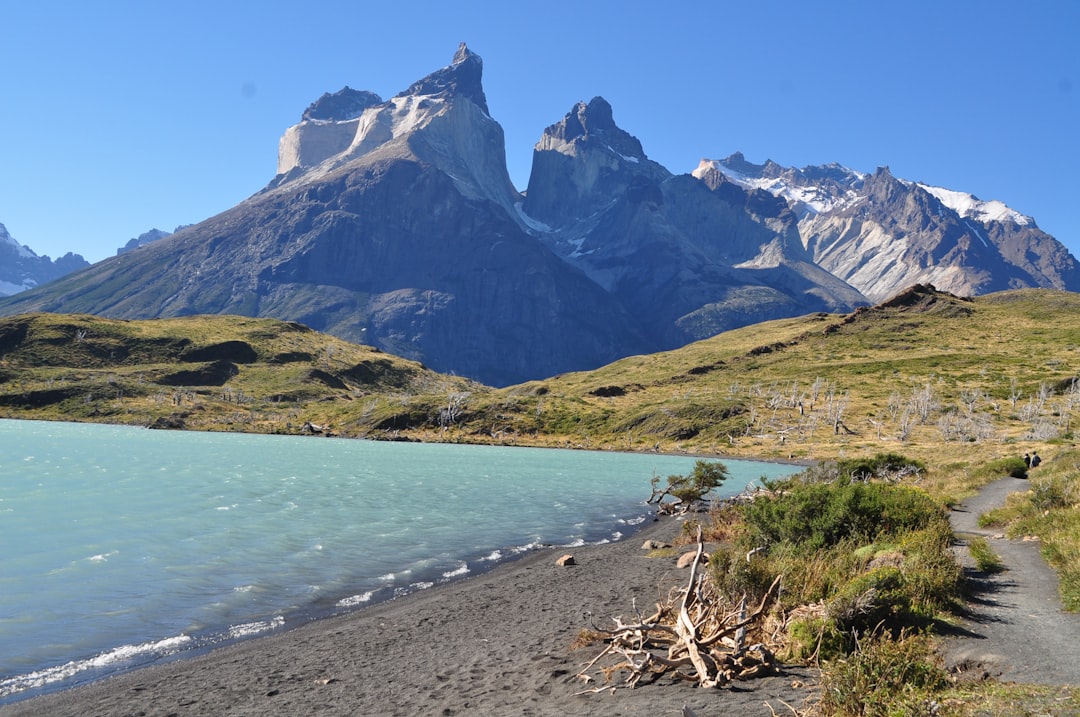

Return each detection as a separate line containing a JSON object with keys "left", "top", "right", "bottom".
{"left": 649, "top": 460, "right": 729, "bottom": 513}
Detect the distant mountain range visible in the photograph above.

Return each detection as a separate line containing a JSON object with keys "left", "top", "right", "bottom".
{"left": 0, "top": 223, "right": 88, "bottom": 297}
{"left": 1, "top": 44, "right": 1076, "bottom": 385}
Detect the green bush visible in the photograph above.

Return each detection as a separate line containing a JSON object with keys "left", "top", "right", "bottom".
{"left": 742, "top": 481, "right": 943, "bottom": 551}
{"left": 787, "top": 616, "right": 847, "bottom": 662}
{"left": 827, "top": 566, "right": 921, "bottom": 635}
{"left": 894, "top": 521, "right": 963, "bottom": 611}
{"left": 707, "top": 542, "right": 777, "bottom": 604}
{"left": 975, "top": 455, "right": 1028, "bottom": 480}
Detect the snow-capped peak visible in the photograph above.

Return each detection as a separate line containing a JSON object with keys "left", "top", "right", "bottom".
{"left": 693, "top": 158, "right": 863, "bottom": 215}
{"left": 918, "top": 184, "right": 1032, "bottom": 227}
{"left": 0, "top": 223, "right": 37, "bottom": 259}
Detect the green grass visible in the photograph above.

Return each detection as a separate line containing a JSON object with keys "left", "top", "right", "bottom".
{"left": 967, "top": 536, "right": 1005, "bottom": 574}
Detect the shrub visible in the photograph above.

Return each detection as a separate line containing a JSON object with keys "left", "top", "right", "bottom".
{"left": 742, "top": 481, "right": 944, "bottom": 551}
{"left": 787, "top": 616, "right": 847, "bottom": 662}
{"left": 975, "top": 456, "right": 1028, "bottom": 480}
{"left": 836, "top": 453, "right": 926, "bottom": 481}
{"left": 708, "top": 542, "right": 777, "bottom": 605}
{"left": 827, "top": 566, "right": 918, "bottom": 635}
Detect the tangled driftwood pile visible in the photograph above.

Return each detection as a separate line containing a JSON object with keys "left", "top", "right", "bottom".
{"left": 575, "top": 533, "right": 783, "bottom": 692}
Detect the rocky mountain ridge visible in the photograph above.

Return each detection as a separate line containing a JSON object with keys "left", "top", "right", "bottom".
{"left": 0, "top": 223, "right": 89, "bottom": 297}
{"left": 701, "top": 153, "right": 1079, "bottom": 301}
{"left": 0, "top": 44, "right": 1076, "bottom": 385}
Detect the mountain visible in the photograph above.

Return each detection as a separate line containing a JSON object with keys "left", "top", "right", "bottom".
{"left": 701, "top": 153, "right": 1080, "bottom": 302}
{"left": 0, "top": 45, "right": 1074, "bottom": 385}
{"left": 0, "top": 45, "right": 651, "bottom": 387}
{"left": 0, "top": 223, "right": 89, "bottom": 297}
{"left": 523, "top": 98, "right": 865, "bottom": 348}
{"left": 117, "top": 226, "right": 191, "bottom": 255}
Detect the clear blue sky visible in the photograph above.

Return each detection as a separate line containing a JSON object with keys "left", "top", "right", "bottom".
{"left": 1, "top": 1, "right": 1076, "bottom": 264}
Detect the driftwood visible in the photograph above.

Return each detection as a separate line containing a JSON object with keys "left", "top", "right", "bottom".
{"left": 576, "top": 529, "right": 782, "bottom": 692}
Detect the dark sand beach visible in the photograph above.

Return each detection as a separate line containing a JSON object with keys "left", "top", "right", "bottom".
{"left": 1, "top": 516, "right": 818, "bottom": 716}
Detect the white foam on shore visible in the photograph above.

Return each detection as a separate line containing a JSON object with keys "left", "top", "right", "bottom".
{"left": 336, "top": 591, "right": 376, "bottom": 607}
{"left": 442, "top": 563, "right": 469, "bottom": 579}
{"left": 0, "top": 635, "right": 193, "bottom": 698}
{"left": 227, "top": 616, "right": 284, "bottom": 640}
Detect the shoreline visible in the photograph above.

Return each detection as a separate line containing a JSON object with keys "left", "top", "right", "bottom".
{"left": 0, "top": 415, "right": 812, "bottom": 467}
{"left": 0, "top": 515, "right": 819, "bottom": 717}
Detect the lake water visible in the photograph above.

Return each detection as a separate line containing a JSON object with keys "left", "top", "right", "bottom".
{"left": 0, "top": 419, "right": 799, "bottom": 703}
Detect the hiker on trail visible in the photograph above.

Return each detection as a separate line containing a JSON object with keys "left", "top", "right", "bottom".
{"left": 1031, "top": 452, "right": 1042, "bottom": 468}
{"left": 1024, "top": 453, "right": 1031, "bottom": 468}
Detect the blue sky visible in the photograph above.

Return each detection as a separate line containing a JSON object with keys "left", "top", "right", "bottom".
{"left": 1, "top": 1, "right": 1076, "bottom": 264}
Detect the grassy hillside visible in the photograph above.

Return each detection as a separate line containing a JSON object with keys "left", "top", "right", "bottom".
{"left": 2, "top": 286, "right": 1078, "bottom": 468}
{"left": 435, "top": 285, "right": 1080, "bottom": 469}
{"left": 0, "top": 312, "right": 476, "bottom": 434}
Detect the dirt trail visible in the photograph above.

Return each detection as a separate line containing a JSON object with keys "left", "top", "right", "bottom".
{"left": 945, "top": 476, "right": 1080, "bottom": 684}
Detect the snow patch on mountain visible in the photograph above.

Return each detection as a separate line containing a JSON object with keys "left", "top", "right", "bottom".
{"left": 920, "top": 184, "right": 1032, "bottom": 226}
{"left": 1, "top": 223, "right": 35, "bottom": 259}
{"left": 694, "top": 159, "right": 863, "bottom": 215}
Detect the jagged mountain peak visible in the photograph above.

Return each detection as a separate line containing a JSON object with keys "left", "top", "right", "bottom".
{"left": 535, "top": 96, "right": 647, "bottom": 162}
{"left": 523, "top": 96, "right": 669, "bottom": 227}
{"left": 301, "top": 87, "right": 383, "bottom": 122}
{"left": 0, "top": 222, "right": 32, "bottom": 258}
{"left": 272, "top": 44, "right": 518, "bottom": 215}
{"left": 917, "top": 184, "right": 1034, "bottom": 227}
{"left": 699, "top": 154, "right": 865, "bottom": 218}
{"left": 398, "top": 42, "right": 488, "bottom": 115}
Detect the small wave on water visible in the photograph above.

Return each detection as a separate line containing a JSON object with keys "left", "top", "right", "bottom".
{"left": 227, "top": 616, "right": 285, "bottom": 640}
{"left": 336, "top": 590, "right": 377, "bottom": 608}
{"left": 0, "top": 635, "right": 193, "bottom": 699}
{"left": 442, "top": 562, "right": 470, "bottom": 579}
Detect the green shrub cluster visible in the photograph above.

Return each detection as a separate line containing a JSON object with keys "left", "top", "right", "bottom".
{"left": 973, "top": 455, "right": 1028, "bottom": 480}
{"left": 709, "top": 460, "right": 961, "bottom": 664}
{"left": 742, "top": 479, "right": 944, "bottom": 551}
{"left": 967, "top": 536, "right": 1005, "bottom": 573}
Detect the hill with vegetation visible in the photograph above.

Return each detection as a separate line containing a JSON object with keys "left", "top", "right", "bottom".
{"left": 2, "top": 285, "right": 1078, "bottom": 466}
{"left": 0, "top": 313, "right": 476, "bottom": 434}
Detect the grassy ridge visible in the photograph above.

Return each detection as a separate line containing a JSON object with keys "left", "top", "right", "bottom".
{"left": 0, "top": 312, "right": 475, "bottom": 433}
{"left": 449, "top": 286, "right": 1080, "bottom": 469}
{"left": 3, "top": 286, "right": 1080, "bottom": 463}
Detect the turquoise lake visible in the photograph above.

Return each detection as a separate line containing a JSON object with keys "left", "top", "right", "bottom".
{"left": 0, "top": 418, "right": 800, "bottom": 702}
